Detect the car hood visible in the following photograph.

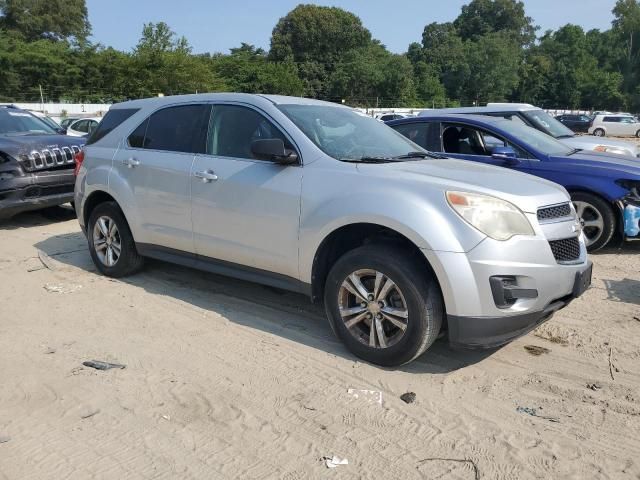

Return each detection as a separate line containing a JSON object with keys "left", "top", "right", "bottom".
{"left": 357, "top": 158, "right": 569, "bottom": 214}
{"left": 0, "top": 134, "right": 83, "bottom": 156}
{"left": 549, "top": 150, "right": 640, "bottom": 177}
{"left": 559, "top": 135, "right": 639, "bottom": 156}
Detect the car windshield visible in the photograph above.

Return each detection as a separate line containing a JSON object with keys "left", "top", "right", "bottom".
{"left": 499, "top": 120, "right": 574, "bottom": 157}
{"left": 522, "top": 109, "right": 575, "bottom": 139}
{"left": 277, "top": 104, "right": 428, "bottom": 161}
{"left": 0, "top": 109, "right": 57, "bottom": 135}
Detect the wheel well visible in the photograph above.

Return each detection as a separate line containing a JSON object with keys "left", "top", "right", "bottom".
{"left": 568, "top": 188, "right": 624, "bottom": 236}
{"left": 83, "top": 191, "right": 117, "bottom": 228}
{"left": 310, "top": 223, "right": 439, "bottom": 303}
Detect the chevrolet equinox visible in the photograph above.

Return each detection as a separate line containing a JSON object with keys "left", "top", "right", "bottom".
{"left": 75, "top": 94, "right": 593, "bottom": 366}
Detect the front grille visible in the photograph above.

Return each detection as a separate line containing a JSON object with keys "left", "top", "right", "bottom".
{"left": 19, "top": 145, "right": 83, "bottom": 172}
{"left": 549, "top": 237, "right": 581, "bottom": 263}
{"left": 538, "top": 203, "right": 572, "bottom": 221}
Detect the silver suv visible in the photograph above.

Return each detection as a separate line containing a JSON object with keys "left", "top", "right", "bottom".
{"left": 75, "top": 94, "right": 593, "bottom": 366}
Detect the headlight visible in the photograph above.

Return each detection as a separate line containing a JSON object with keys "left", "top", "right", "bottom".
{"left": 446, "top": 191, "right": 535, "bottom": 241}
{"left": 594, "top": 145, "right": 633, "bottom": 156}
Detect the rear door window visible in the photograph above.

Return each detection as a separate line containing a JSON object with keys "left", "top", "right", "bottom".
{"left": 128, "top": 104, "right": 211, "bottom": 154}
{"left": 392, "top": 122, "right": 442, "bottom": 152}
{"left": 87, "top": 109, "right": 138, "bottom": 145}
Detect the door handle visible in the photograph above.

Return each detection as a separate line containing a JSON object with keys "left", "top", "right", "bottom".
{"left": 123, "top": 157, "right": 140, "bottom": 168}
{"left": 194, "top": 170, "right": 218, "bottom": 182}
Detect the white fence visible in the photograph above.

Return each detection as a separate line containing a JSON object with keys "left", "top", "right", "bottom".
{"left": 10, "top": 102, "right": 112, "bottom": 117}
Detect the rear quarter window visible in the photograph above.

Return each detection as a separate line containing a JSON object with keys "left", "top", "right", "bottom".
{"left": 86, "top": 109, "right": 139, "bottom": 145}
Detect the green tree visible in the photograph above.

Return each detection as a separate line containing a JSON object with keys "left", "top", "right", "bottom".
{"left": 269, "top": 4, "right": 372, "bottom": 97}
{"left": 453, "top": 0, "right": 536, "bottom": 46}
{"left": 0, "top": 0, "right": 91, "bottom": 42}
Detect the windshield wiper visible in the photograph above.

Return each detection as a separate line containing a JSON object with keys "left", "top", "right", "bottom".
{"left": 567, "top": 148, "right": 582, "bottom": 156}
{"left": 340, "top": 156, "right": 396, "bottom": 164}
{"left": 393, "top": 151, "right": 447, "bottom": 160}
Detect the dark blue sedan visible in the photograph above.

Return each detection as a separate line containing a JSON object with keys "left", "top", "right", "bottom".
{"left": 387, "top": 114, "right": 640, "bottom": 251}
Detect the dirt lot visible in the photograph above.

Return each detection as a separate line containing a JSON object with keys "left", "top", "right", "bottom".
{"left": 0, "top": 207, "right": 639, "bottom": 480}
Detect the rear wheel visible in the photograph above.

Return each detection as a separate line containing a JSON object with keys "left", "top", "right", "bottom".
{"left": 87, "top": 201, "right": 144, "bottom": 277}
{"left": 571, "top": 192, "right": 616, "bottom": 252}
{"left": 324, "top": 245, "right": 443, "bottom": 366}
{"left": 636, "top": 130, "right": 640, "bottom": 138}
{"left": 593, "top": 128, "right": 605, "bottom": 137}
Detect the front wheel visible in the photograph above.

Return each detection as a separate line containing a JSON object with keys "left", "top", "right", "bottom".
{"left": 324, "top": 245, "right": 443, "bottom": 366}
{"left": 571, "top": 192, "right": 616, "bottom": 252}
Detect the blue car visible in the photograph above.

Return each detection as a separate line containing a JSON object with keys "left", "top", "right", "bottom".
{"left": 387, "top": 114, "right": 640, "bottom": 251}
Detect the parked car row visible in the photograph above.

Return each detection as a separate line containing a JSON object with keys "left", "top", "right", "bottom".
{"left": 3, "top": 94, "right": 639, "bottom": 368}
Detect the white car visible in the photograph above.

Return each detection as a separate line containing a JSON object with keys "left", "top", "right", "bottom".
{"left": 589, "top": 114, "right": 640, "bottom": 138}
{"left": 375, "top": 113, "right": 413, "bottom": 122}
{"left": 67, "top": 117, "right": 101, "bottom": 137}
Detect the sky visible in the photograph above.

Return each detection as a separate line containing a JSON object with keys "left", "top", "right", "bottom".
{"left": 87, "top": 0, "right": 619, "bottom": 55}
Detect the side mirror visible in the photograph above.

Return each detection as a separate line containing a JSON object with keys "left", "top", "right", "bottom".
{"left": 251, "top": 139, "right": 298, "bottom": 165}
{"left": 57, "top": 128, "right": 67, "bottom": 135}
{"left": 491, "top": 146, "right": 518, "bottom": 164}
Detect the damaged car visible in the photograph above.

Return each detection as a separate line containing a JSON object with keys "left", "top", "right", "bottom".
{"left": 388, "top": 114, "right": 640, "bottom": 251}
{"left": 0, "top": 105, "right": 84, "bottom": 220}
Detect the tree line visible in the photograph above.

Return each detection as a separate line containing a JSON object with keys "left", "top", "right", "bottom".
{"left": 0, "top": 0, "right": 639, "bottom": 111}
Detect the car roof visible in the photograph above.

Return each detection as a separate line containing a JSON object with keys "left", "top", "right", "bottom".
{"left": 112, "top": 93, "right": 348, "bottom": 110}
{"left": 392, "top": 113, "right": 509, "bottom": 126}
{"left": 419, "top": 103, "right": 539, "bottom": 116}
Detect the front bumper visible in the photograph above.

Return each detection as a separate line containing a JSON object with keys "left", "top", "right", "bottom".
{"left": 448, "top": 262, "right": 592, "bottom": 348}
{"left": 0, "top": 169, "right": 75, "bottom": 219}
{"left": 422, "top": 231, "right": 592, "bottom": 349}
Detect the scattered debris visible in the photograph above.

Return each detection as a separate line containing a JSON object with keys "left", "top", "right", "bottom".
{"left": 82, "top": 360, "right": 126, "bottom": 371}
{"left": 44, "top": 283, "right": 82, "bottom": 294}
{"left": 516, "top": 406, "right": 560, "bottom": 423}
{"left": 534, "top": 332, "right": 569, "bottom": 346}
{"left": 80, "top": 408, "right": 100, "bottom": 419}
{"left": 634, "top": 316, "right": 640, "bottom": 323}
{"left": 161, "top": 415, "right": 171, "bottom": 421}
{"left": 400, "top": 392, "right": 417, "bottom": 404}
{"left": 524, "top": 345, "right": 551, "bottom": 356}
{"left": 44, "top": 347, "right": 56, "bottom": 354}
{"left": 302, "top": 405, "right": 316, "bottom": 411}
{"left": 323, "top": 456, "right": 348, "bottom": 469}
{"left": 587, "top": 383, "right": 602, "bottom": 391}
{"left": 417, "top": 458, "right": 480, "bottom": 480}
{"left": 37, "top": 250, "right": 56, "bottom": 271}
{"left": 347, "top": 388, "right": 382, "bottom": 405}
{"left": 0, "top": 435, "right": 10, "bottom": 444}
{"left": 608, "top": 347, "right": 616, "bottom": 381}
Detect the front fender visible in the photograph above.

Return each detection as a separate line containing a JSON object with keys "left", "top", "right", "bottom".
{"left": 298, "top": 189, "right": 485, "bottom": 283}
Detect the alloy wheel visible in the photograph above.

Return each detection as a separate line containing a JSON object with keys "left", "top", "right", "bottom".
{"left": 92, "top": 215, "right": 122, "bottom": 267}
{"left": 338, "top": 269, "right": 408, "bottom": 349}
{"left": 573, "top": 201, "right": 604, "bottom": 248}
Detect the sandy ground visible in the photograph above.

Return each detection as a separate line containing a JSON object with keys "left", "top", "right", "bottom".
{"left": 0, "top": 207, "right": 639, "bottom": 480}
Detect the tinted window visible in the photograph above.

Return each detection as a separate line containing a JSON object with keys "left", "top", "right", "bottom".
{"left": 87, "top": 109, "right": 138, "bottom": 145}
{"left": 603, "top": 116, "right": 620, "bottom": 123}
{"left": 392, "top": 122, "right": 442, "bottom": 152}
{"left": 131, "top": 104, "right": 211, "bottom": 154}
{"left": 73, "top": 120, "right": 89, "bottom": 132}
{"left": 208, "top": 105, "right": 293, "bottom": 160}
{"left": 128, "top": 118, "right": 148, "bottom": 148}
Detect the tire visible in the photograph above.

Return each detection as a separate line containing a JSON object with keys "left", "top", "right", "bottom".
{"left": 593, "top": 128, "right": 605, "bottom": 137}
{"left": 571, "top": 192, "right": 616, "bottom": 252}
{"left": 324, "top": 244, "right": 443, "bottom": 366}
{"left": 87, "top": 201, "right": 144, "bottom": 277}
{"left": 636, "top": 130, "right": 640, "bottom": 138}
